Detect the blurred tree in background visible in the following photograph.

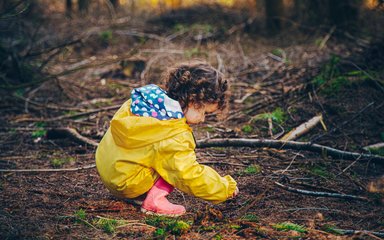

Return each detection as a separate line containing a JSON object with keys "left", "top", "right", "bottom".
{"left": 0, "top": 0, "right": 383, "bottom": 87}
{"left": 265, "top": 0, "right": 284, "bottom": 34}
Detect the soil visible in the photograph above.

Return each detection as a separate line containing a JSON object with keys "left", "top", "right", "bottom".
{"left": 0, "top": 5, "right": 383, "bottom": 240}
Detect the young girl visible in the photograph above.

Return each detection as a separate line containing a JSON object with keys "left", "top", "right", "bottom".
{"left": 96, "top": 61, "right": 238, "bottom": 217}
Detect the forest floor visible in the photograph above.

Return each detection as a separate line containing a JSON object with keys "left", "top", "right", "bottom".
{"left": 1, "top": 6, "right": 384, "bottom": 240}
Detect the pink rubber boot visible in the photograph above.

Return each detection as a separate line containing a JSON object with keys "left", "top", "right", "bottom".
{"left": 141, "top": 177, "right": 186, "bottom": 217}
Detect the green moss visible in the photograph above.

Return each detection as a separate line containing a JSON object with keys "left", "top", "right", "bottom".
{"left": 99, "top": 30, "right": 113, "bottom": 44}
{"left": 271, "top": 48, "right": 284, "bottom": 57}
{"left": 95, "top": 218, "right": 118, "bottom": 234}
{"left": 74, "top": 209, "right": 86, "bottom": 222}
{"left": 50, "top": 157, "right": 75, "bottom": 168}
{"left": 243, "top": 164, "right": 261, "bottom": 175}
{"left": 145, "top": 216, "right": 190, "bottom": 236}
{"left": 322, "top": 76, "right": 350, "bottom": 95}
{"left": 272, "top": 222, "right": 307, "bottom": 233}
{"left": 32, "top": 122, "right": 47, "bottom": 138}
{"left": 93, "top": 216, "right": 134, "bottom": 234}
{"left": 321, "top": 224, "right": 343, "bottom": 235}
{"left": 241, "top": 214, "right": 259, "bottom": 222}
{"left": 309, "top": 165, "right": 334, "bottom": 179}
{"left": 271, "top": 48, "right": 289, "bottom": 63}
{"left": 241, "top": 125, "right": 253, "bottom": 133}
{"left": 311, "top": 55, "right": 356, "bottom": 95}
{"left": 154, "top": 228, "right": 166, "bottom": 238}
{"left": 31, "top": 129, "right": 46, "bottom": 138}
{"left": 203, "top": 126, "right": 215, "bottom": 133}
{"left": 251, "top": 107, "right": 287, "bottom": 125}
{"left": 214, "top": 234, "right": 223, "bottom": 240}
{"left": 314, "top": 38, "right": 323, "bottom": 47}
{"left": 199, "top": 225, "right": 218, "bottom": 231}
{"left": 369, "top": 148, "right": 384, "bottom": 156}
{"left": 230, "top": 224, "right": 241, "bottom": 230}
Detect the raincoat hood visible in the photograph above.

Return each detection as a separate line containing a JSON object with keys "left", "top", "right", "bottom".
{"left": 110, "top": 99, "right": 192, "bottom": 149}
{"left": 130, "top": 84, "right": 184, "bottom": 120}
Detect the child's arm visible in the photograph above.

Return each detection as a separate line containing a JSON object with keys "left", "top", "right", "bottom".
{"left": 154, "top": 132, "right": 237, "bottom": 204}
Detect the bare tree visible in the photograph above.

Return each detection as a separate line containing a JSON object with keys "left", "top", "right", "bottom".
{"left": 328, "top": 0, "right": 362, "bottom": 29}
{"left": 66, "top": 0, "right": 73, "bottom": 16}
{"left": 78, "top": 0, "right": 90, "bottom": 14}
{"left": 265, "top": 0, "right": 284, "bottom": 34}
{"left": 110, "top": 0, "right": 119, "bottom": 9}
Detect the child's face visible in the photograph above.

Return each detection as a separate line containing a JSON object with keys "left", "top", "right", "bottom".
{"left": 184, "top": 102, "right": 219, "bottom": 124}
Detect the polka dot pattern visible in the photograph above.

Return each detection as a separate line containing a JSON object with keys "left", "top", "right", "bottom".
{"left": 131, "top": 84, "right": 184, "bottom": 120}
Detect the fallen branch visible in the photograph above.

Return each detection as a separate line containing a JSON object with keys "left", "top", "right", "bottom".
{"left": 197, "top": 138, "right": 384, "bottom": 161}
{"left": 274, "top": 181, "right": 368, "bottom": 201}
{"left": 51, "top": 129, "right": 384, "bottom": 162}
{"left": 15, "top": 104, "right": 121, "bottom": 122}
{"left": 268, "top": 117, "right": 273, "bottom": 137}
{"left": 0, "top": 164, "right": 96, "bottom": 173}
{"left": 46, "top": 128, "right": 99, "bottom": 147}
{"left": 318, "top": 26, "right": 336, "bottom": 50}
{"left": 333, "top": 229, "right": 384, "bottom": 238}
{"left": 281, "top": 114, "right": 325, "bottom": 141}
{"left": 364, "top": 142, "right": 384, "bottom": 154}
{"left": 3, "top": 135, "right": 384, "bottom": 173}
{"left": 236, "top": 188, "right": 268, "bottom": 218}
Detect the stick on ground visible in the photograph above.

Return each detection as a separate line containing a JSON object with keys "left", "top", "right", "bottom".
{"left": 280, "top": 114, "right": 324, "bottom": 141}
{"left": 197, "top": 138, "right": 384, "bottom": 162}
{"left": 274, "top": 181, "right": 368, "bottom": 201}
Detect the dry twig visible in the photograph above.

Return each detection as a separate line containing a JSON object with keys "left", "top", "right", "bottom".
{"left": 0, "top": 164, "right": 96, "bottom": 173}
{"left": 46, "top": 128, "right": 99, "bottom": 147}
{"left": 16, "top": 105, "right": 121, "bottom": 122}
{"left": 334, "top": 229, "right": 384, "bottom": 238}
{"left": 274, "top": 181, "right": 368, "bottom": 201}
{"left": 281, "top": 114, "right": 325, "bottom": 141}
{"left": 236, "top": 188, "right": 268, "bottom": 218}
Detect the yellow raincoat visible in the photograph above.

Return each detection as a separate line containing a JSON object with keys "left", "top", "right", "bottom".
{"left": 96, "top": 100, "right": 237, "bottom": 204}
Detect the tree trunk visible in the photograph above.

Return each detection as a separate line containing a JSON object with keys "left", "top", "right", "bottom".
{"left": 110, "top": 0, "right": 119, "bottom": 9}
{"left": 66, "top": 0, "right": 72, "bottom": 16}
{"left": 78, "top": 0, "right": 90, "bottom": 14}
{"left": 329, "top": 0, "right": 361, "bottom": 29}
{"left": 293, "top": 0, "right": 329, "bottom": 26}
{"left": 265, "top": 0, "right": 284, "bottom": 35}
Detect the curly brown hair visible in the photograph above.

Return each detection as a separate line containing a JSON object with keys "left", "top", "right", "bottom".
{"left": 162, "top": 60, "right": 230, "bottom": 112}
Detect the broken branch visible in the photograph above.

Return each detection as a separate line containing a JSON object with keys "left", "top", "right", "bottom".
{"left": 15, "top": 104, "right": 121, "bottom": 122}
{"left": 46, "top": 127, "right": 99, "bottom": 147}
{"left": 3, "top": 134, "right": 384, "bottom": 173}
{"left": 281, "top": 114, "right": 324, "bottom": 141}
{"left": 364, "top": 142, "right": 384, "bottom": 154}
{"left": 334, "top": 229, "right": 384, "bottom": 238}
{"left": 274, "top": 181, "right": 368, "bottom": 201}
{"left": 0, "top": 164, "right": 96, "bottom": 173}
{"left": 197, "top": 138, "right": 384, "bottom": 161}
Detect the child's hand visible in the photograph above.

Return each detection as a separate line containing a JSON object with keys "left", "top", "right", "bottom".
{"left": 232, "top": 187, "right": 239, "bottom": 198}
